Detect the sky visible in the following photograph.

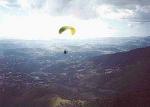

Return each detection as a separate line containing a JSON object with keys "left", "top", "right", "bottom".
{"left": 0, "top": 0, "right": 150, "bottom": 40}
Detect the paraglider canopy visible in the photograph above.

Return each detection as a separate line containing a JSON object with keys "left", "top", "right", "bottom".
{"left": 59, "top": 26, "right": 76, "bottom": 35}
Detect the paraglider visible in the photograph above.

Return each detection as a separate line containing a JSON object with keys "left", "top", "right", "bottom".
{"left": 58, "top": 26, "right": 76, "bottom": 54}
{"left": 59, "top": 26, "right": 76, "bottom": 35}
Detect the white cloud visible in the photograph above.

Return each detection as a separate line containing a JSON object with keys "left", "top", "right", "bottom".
{"left": 0, "top": 0, "right": 150, "bottom": 39}
{"left": 96, "top": 5, "right": 134, "bottom": 20}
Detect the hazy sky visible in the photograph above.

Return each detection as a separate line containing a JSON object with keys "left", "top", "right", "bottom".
{"left": 0, "top": 0, "right": 150, "bottom": 40}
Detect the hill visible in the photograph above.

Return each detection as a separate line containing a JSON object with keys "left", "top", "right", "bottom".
{"left": 90, "top": 46, "right": 150, "bottom": 106}
{"left": 93, "top": 46, "right": 150, "bottom": 67}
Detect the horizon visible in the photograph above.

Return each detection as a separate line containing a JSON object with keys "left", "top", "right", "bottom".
{"left": 0, "top": 35, "right": 149, "bottom": 41}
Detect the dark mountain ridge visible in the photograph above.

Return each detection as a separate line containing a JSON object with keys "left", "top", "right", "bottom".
{"left": 89, "top": 46, "right": 150, "bottom": 107}
{"left": 93, "top": 46, "right": 150, "bottom": 67}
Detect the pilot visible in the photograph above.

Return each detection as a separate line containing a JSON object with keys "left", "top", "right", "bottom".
{"left": 64, "top": 50, "right": 68, "bottom": 54}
